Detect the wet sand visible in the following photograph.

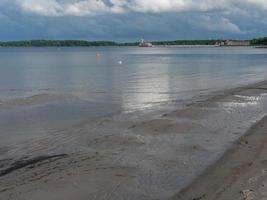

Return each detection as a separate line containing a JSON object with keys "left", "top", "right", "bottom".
{"left": 0, "top": 81, "right": 267, "bottom": 200}
{"left": 0, "top": 94, "right": 63, "bottom": 108}
{"left": 172, "top": 116, "right": 267, "bottom": 200}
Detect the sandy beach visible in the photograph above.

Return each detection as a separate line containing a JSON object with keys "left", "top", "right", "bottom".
{"left": 0, "top": 80, "right": 267, "bottom": 200}
{"left": 172, "top": 116, "right": 267, "bottom": 200}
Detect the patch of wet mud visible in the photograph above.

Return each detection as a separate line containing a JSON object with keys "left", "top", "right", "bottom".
{"left": 129, "top": 119, "right": 203, "bottom": 134}
{"left": 166, "top": 107, "right": 213, "bottom": 120}
{"left": 0, "top": 154, "right": 68, "bottom": 177}
{"left": 88, "top": 134, "right": 146, "bottom": 148}
{"left": 0, "top": 94, "right": 63, "bottom": 109}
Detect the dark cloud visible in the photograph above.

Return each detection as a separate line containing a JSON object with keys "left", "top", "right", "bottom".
{"left": 0, "top": 0, "right": 267, "bottom": 41}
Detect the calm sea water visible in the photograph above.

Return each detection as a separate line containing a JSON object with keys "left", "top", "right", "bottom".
{"left": 0, "top": 46, "right": 267, "bottom": 144}
{"left": 0, "top": 47, "right": 267, "bottom": 109}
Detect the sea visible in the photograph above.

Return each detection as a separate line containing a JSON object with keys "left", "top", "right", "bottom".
{"left": 0, "top": 46, "right": 266, "bottom": 145}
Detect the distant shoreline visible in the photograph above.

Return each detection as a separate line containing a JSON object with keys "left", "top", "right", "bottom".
{"left": 0, "top": 45, "right": 253, "bottom": 48}
{"left": 0, "top": 38, "right": 266, "bottom": 47}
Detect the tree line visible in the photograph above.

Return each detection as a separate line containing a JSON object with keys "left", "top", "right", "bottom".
{"left": 250, "top": 37, "right": 267, "bottom": 45}
{"left": 0, "top": 38, "right": 266, "bottom": 47}
{"left": 0, "top": 40, "right": 118, "bottom": 47}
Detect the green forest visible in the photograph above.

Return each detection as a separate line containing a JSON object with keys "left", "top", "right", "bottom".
{"left": 0, "top": 40, "right": 118, "bottom": 47}
{"left": 250, "top": 37, "right": 267, "bottom": 45}
{"left": 0, "top": 38, "right": 266, "bottom": 47}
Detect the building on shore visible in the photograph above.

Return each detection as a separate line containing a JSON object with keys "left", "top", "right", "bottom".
{"left": 217, "top": 40, "right": 250, "bottom": 46}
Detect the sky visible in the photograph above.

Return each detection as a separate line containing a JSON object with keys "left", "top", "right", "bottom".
{"left": 0, "top": 0, "right": 267, "bottom": 41}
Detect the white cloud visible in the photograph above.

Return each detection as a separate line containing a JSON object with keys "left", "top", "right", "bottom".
{"left": 19, "top": 0, "right": 61, "bottom": 16}
{"left": 17, "top": 0, "right": 125, "bottom": 16}
{"left": 128, "top": 0, "right": 230, "bottom": 13}
{"left": 244, "top": 0, "right": 267, "bottom": 9}
{"left": 15, "top": 0, "right": 267, "bottom": 16}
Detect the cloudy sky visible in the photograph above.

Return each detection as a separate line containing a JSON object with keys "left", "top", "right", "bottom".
{"left": 1, "top": 0, "right": 267, "bottom": 41}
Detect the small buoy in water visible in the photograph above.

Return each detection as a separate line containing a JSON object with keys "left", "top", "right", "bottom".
{"left": 118, "top": 61, "right": 122, "bottom": 65}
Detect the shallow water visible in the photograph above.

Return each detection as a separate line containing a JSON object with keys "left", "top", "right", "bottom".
{"left": 0, "top": 47, "right": 267, "bottom": 110}
{"left": 0, "top": 46, "right": 266, "bottom": 145}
